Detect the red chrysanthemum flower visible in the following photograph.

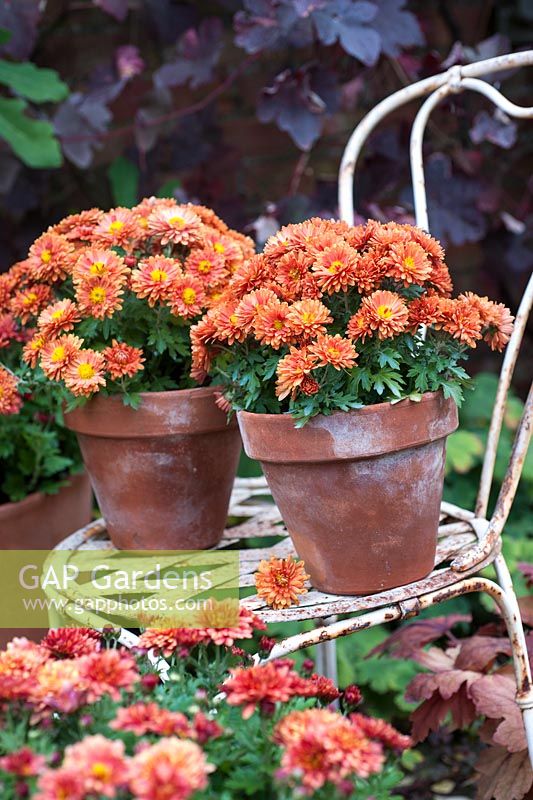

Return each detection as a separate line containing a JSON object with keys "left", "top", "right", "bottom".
{"left": 110, "top": 702, "right": 190, "bottom": 737}
{"left": 255, "top": 556, "right": 310, "bottom": 609}
{"left": 41, "top": 628, "right": 102, "bottom": 659}
{"left": 27, "top": 232, "right": 75, "bottom": 282}
{"left": 130, "top": 256, "right": 182, "bottom": 306}
{"left": 222, "top": 659, "right": 314, "bottom": 719}
{"left": 10, "top": 284, "right": 53, "bottom": 323}
{"left": 312, "top": 242, "right": 360, "bottom": 294}
{"left": 309, "top": 334, "right": 358, "bottom": 370}
{"left": 37, "top": 299, "right": 81, "bottom": 338}
{"left": 254, "top": 300, "right": 294, "bottom": 349}
{"left": 186, "top": 246, "right": 227, "bottom": 287}
{"left": 275, "top": 346, "right": 318, "bottom": 400}
{"left": 350, "top": 713, "right": 412, "bottom": 751}
{"left": 62, "top": 735, "right": 130, "bottom": 798}
{"left": 72, "top": 248, "right": 130, "bottom": 287}
{"left": 35, "top": 766, "right": 85, "bottom": 800}
{"left": 169, "top": 274, "right": 206, "bottom": 318}
{"left": 440, "top": 297, "right": 483, "bottom": 348}
{"left": 353, "top": 290, "right": 409, "bottom": 340}
{"left": 286, "top": 299, "right": 332, "bottom": 339}
{"left": 234, "top": 288, "right": 279, "bottom": 334}
{"left": 0, "top": 747, "right": 46, "bottom": 777}
{"left": 128, "top": 738, "right": 212, "bottom": 800}
{"left": 78, "top": 648, "right": 139, "bottom": 703}
{"left": 306, "top": 673, "right": 341, "bottom": 703}
{"left": 91, "top": 207, "right": 139, "bottom": 248}
{"left": 301, "top": 375, "right": 320, "bottom": 395}
{"left": 103, "top": 339, "right": 145, "bottom": 380}
{"left": 40, "top": 334, "right": 84, "bottom": 381}
{"left": 342, "top": 684, "right": 363, "bottom": 709}
{"left": 0, "top": 367, "right": 22, "bottom": 415}
{"left": 64, "top": 349, "right": 106, "bottom": 397}
{"left": 384, "top": 240, "right": 432, "bottom": 285}
{"left": 147, "top": 204, "right": 203, "bottom": 246}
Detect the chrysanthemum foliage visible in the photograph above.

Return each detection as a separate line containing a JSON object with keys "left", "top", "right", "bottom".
{"left": 193, "top": 218, "right": 513, "bottom": 425}
{"left": 4, "top": 199, "right": 254, "bottom": 408}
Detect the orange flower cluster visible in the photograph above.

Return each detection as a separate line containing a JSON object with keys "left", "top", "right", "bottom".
{"left": 191, "top": 218, "right": 514, "bottom": 403}
{"left": 222, "top": 658, "right": 342, "bottom": 719}
{"left": 0, "top": 635, "right": 138, "bottom": 713}
{"left": 110, "top": 701, "right": 223, "bottom": 743}
{"left": 274, "top": 707, "right": 410, "bottom": 793}
{"left": 2, "top": 199, "right": 254, "bottom": 398}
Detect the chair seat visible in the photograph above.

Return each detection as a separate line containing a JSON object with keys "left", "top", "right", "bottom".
{"left": 57, "top": 476, "right": 496, "bottom": 625}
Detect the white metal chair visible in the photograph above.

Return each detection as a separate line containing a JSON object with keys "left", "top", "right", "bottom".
{"left": 53, "top": 50, "right": 533, "bottom": 766}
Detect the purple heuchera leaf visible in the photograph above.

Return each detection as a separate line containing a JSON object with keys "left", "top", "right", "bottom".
{"left": 234, "top": 0, "right": 312, "bottom": 53}
{"left": 370, "top": 0, "right": 424, "bottom": 57}
{"left": 154, "top": 18, "right": 224, "bottom": 90}
{"left": 54, "top": 85, "right": 122, "bottom": 169}
{"left": 0, "top": 0, "right": 41, "bottom": 59}
{"left": 470, "top": 110, "right": 517, "bottom": 150}
{"left": 93, "top": 0, "right": 129, "bottom": 22}
{"left": 423, "top": 153, "right": 488, "bottom": 246}
{"left": 311, "top": 0, "right": 381, "bottom": 66}
{"left": 257, "top": 66, "right": 339, "bottom": 150}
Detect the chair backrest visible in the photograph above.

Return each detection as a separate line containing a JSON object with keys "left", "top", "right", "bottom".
{"left": 338, "top": 51, "right": 533, "bottom": 527}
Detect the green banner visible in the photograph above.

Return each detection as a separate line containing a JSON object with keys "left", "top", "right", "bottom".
{"left": 0, "top": 550, "right": 240, "bottom": 629}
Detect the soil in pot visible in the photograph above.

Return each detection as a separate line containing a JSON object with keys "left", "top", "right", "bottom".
{"left": 238, "top": 392, "right": 458, "bottom": 595}
{"left": 65, "top": 387, "right": 241, "bottom": 550}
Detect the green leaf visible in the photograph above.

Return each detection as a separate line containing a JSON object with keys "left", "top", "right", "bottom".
{"left": 0, "top": 60, "right": 69, "bottom": 102}
{"left": 0, "top": 97, "right": 62, "bottom": 167}
{"left": 0, "top": 28, "right": 11, "bottom": 46}
{"left": 108, "top": 156, "right": 139, "bottom": 207}
{"left": 157, "top": 178, "right": 182, "bottom": 198}
{"left": 445, "top": 430, "right": 484, "bottom": 475}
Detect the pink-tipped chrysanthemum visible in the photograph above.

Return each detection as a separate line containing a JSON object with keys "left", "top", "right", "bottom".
{"left": 275, "top": 346, "right": 318, "bottom": 400}
{"left": 309, "top": 334, "right": 358, "bottom": 370}
{"left": 72, "top": 248, "right": 129, "bottom": 287}
{"left": 147, "top": 204, "right": 203, "bottom": 247}
{"left": 27, "top": 232, "right": 75, "bottom": 282}
{"left": 128, "top": 738, "right": 212, "bottom": 800}
{"left": 169, "top": 274, "right": 206, "bottom": 318}
{"left": 64, "top": 349, "right": 106, "bottom": 397}
{"left": 0, "top": 367, "right": 22, "bottom": 415}
{"left": 40, "top": 334, "right": 84, "bottom": 381}
{"left": 130, "top": 256, "right": 182, "bottom": 306}
{"left": 37, "top": 299, "right": 81, "bottom": 338}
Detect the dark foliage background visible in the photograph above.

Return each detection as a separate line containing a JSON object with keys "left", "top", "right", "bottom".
{"left": 0, "top": 0, "right": 531, "bottom": 388}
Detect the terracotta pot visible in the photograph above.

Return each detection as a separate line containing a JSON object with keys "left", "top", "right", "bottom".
{"left": 64, "top": 387, "right": 241, "bottom": 550}
{"left": 0, "top": 471, "right": 93, "bottom": 647}
{"left": 238, "top": 392, "right": 458, "bottom": 595}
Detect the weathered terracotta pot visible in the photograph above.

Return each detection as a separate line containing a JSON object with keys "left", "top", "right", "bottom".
{"left": 64, "top": 387, "right": 241, "bottom": 550}
{"left": 0, "top": 471, "right": 93, "bottom": 647}
{"left": 238, "top": 392, "right": 458, "bottom": 595}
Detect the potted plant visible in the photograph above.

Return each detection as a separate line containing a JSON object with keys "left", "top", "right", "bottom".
{"left": 191, "top": 218, "right": 514, "bottom": 595}
{"left": 19, "top": 200, "right": 253, "bottom": 550}
{"left": 0, "top": 623, "right": 411, "bottom": 799}
{"left": 0, "top": 298, "right": 91, "bottom": 547}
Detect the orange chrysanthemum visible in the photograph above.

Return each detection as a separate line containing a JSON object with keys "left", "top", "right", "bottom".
{"left": 309, "top": 334, "right": 358, "bottom": 370}
{"left": 72, "top": 248, "right": 129, "bottom": 287}
{"left": 0, "top": 367, "right": 22, "bottom": 415}
{"left": 209, "top": 301, "right": 245, "bottom": 345}
{"left": 110, "top": 702, "right": 190, "bottom": 737}
{"left": 193, "top": 604, "right": 266, "bottom": 647}
{"left": 103, "top": 339, "right": 145, "bottom": 379}
{"left": 222, "top": 659, "right": 315, "bottom": 719}
{"left": 407, "top": 292, "right": 443, "bottom": 329}
{"left": 76, "top": 276, "right": 124, "bottom": 319}
{"left": 10, "top": 284, "right": 53, "bottom": 323}
{"left": 22, "top": 332, "right": 47, "bottom": 367}
{"left": 40, "top": 334, "right": 84, "bottom": 380}
{"left": 27, "top": 232, "right": 75, "bottom": 282}
{"left": 428, "top": 260, "right": 453, "bottom": 296}
{"left": 78, "top": 648, "right": 138, "bottom": 703}
{"left": 91, "top": 207, "right": 139, "bottom": 248}
{"left": 255, "top": 556, "right": 309, "bottom": 609}
{"left": 350, "top": 713, "right": 412, "bottom": 751}
{"left": 230, "top": 254, "right": 270, "bottom": 298}
{"left": 286, "top": 298, "right": 332, "bottom": 339}
{"left": 312, "top": 242, "right": 359, "bottom": 294}
{"left": 274, "top": 250, "right": 316, "bottom": 299}
{"left": 147, "top": 204, "right": 203, "bottom": 246}
{"left": 234, "top": 288, "right": 279, "bottom": 334}
{"left": 459, "top": 293, "right": 514, "bottom": 352}
{"left": 186, "top": 246, "right": 227, "bottom": 287}
{"left": 0, "top": 312, "right": 22, "bottom": 348}
{"left": 62, "top": 735, "right": 130, "bottom": 798}
{"left": 137, "top": 628, "right": 208, "bottom": 657}
{"left": 130, "top": 256, "right": 182, "bottom": 306}
{"left": 64, "top": 349, "right": 106, "bottom": 396}
{"left": 275, "top": 346, "right": 318, "bottom": 400}
{"left": 384, "top": 240, "right": 432, "bottom": 285}
{"left": 169, "top": 274, "right": 206, "bottom": 318}
{"left": 128, "top": 738, "right": 212, "bottom": 800}
{"left": 354, "top": 290, "right": 409, "bottom": 340}
{"left": 440, "top": 297, "right": 483, "bottom": 348}
{"left": 51, "top": 208, "right": 103, "bottom": 242}
{"left": 37, "top": 299, "right": 81, "bottom": 338}
{"left": 254, "top": 300, "right": 294, "bottom": 349}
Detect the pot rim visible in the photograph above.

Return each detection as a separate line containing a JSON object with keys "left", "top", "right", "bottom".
{"left": 237, "top": 390, "right": 459, "bottom": 463}
{"left": 0, "top": 471, "right": 84, "bottom": 518}
{"left": 64, "top": 384, "right": 237, "bottom": 438}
